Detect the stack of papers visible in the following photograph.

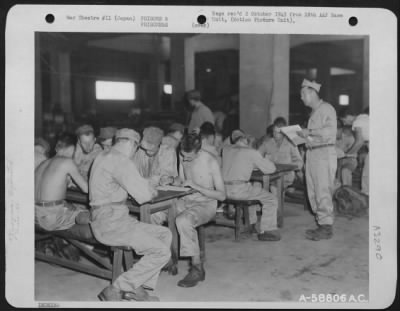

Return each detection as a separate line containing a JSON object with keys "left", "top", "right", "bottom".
{"left": 156, "top": 185, "right": 191, "bottom": 192}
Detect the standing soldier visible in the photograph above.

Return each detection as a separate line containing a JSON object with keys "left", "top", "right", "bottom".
{"left": 297, "top": 79, "right": 337, "bottom": 241}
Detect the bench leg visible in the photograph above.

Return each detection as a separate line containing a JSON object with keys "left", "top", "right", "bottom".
{"left": 235, "top": 205, "right": 242, "bottom": 241}
{"left": 198, "top": 226, "right": 206, "bottom": 262}
{"left": 123, "top": 250, "right": 134, "bottom": 271}
{"left": 112, "top": 248, "right": 123, "bottom": 283}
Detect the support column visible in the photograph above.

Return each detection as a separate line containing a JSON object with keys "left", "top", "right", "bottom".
{"left": 170, "top": 35, "right": 185, "bottom": 110}
{"left": 362, "top": 37, "right": 369, "bottom": 110}
{"left": 58, "top": 52, "right": 72, "bottom": 114}
{"left": 35, "top": 34, "right": 42, "bottom": 136}
{"left": 317, "top": 62, "right": 331, "bottom": 104}
{"left": 239, "top": 34, "right": 290, "bottom": 138}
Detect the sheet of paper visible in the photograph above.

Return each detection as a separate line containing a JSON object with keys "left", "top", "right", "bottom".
{"left": 280, "top": 125, "right": 312, "bottom": 145}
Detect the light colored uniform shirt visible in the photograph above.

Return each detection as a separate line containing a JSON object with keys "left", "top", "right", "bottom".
{"left": 307, "top": 101, "right": 337, "bottom": 146}
{"left": 188, "top": 102, "right": 215, "bottom": 132}
{"left": 259, "top": 137, "right": 303, "bottom": 170}
{"left": 352, "top": 114, "right": 369, "bottom": 141}
{"left": 157, "top": 135, "right": 180, "bottom": 178}
{"left": 89, "top": 148, "right": 154, "bottom": 206}
{"left": 74, "top": 143, "right": 103, "bottom": 179}
{"left": 336, "top": 130, "right": 356, "bottom": 158}
{"left": 222, "top": 145, "right": 276, "bottom": 182}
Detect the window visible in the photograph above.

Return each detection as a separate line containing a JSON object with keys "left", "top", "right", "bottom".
{"left": 339, "top": 94, "right": 350, "bottom": 106}
{"left": 163, "top": 84, "right": 172, "bottom": 94}
{"left": 95, "top": 81, "right": 135, "bottom": 100}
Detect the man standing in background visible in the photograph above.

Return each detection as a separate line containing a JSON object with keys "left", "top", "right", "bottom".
{"left": 297, "top": 79, "right": 337, "bottom": 241}
{"left": 186, "top": 90, "right": 215, "bottom": 133}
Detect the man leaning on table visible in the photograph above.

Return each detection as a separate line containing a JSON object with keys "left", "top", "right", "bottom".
{"left": 222, "top": 129, "right": 280, "bottom": 241}
{"left": 89, "top": 128, "right": 172, "bottom": 302}
{"left": 297, "top": 79, "right": 337, "bottom": 241}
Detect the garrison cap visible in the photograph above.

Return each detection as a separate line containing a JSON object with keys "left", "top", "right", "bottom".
{"left": 301, "top": 79, "right": 321, "bottom": 93}
{"left": 115, "top": 128, "right": 140, "bottom": 143}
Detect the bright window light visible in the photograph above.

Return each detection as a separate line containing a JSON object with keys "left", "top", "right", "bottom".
{"left": 96, "top": 81, "right": 135, "bottom": 100}
{"left": 330, "top": 67, "right": 356, "bottom": 75}
{"left": 163, "top": 84, "right": 172, "bottom": 94}
{"left": 339, "top": 94, "right": 350, "bottom": 106}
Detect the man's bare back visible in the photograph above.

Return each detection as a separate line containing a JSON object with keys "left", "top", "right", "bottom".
{"left": 183, "top": 151, "right": 215, "bottom": 189}
{"left": 35, "top": 156, "right": 88, "bottom": 202}
{"left": 181, "top": 150, "right": 225, "bottom": 202}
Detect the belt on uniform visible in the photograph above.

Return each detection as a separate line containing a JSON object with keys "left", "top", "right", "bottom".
{"left": 35, "top": 200, "right": 65, "bottom": 207}
{"left": 91, "top": 200, "right": 127, "bottom": 210}
{"left": 307, "top": 143, "right": 335, "bottom": 150}
{"left": 224, "top": 180, "right": 248, "bottom": 185}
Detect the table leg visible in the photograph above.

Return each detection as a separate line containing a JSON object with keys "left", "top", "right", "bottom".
{"left": 277, "top": 175, "right": 284, "bottom": 228}
{"left": 168, "top": 199, "right": 179, "bottom": 274}
{"left": 139, "top": 204, "right": 151, "bottom": 223}
{"left": 262, "top": 175, "right": 270, "bottom": 191}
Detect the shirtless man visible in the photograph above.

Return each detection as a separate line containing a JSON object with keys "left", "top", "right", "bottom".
{"left": 151, "top": 133, "right": 226, "bottom": 288}
{"left": 35, "top": 133, "right": 89, "bottom": 231}
{"left": 199, "top": 122, "right": 222, "bottom": 166}
{"left": 73, "top": 124, "right": 103, "bottom": 180}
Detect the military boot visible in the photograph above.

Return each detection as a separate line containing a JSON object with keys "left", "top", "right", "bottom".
{"left": 177, "top": 263, "right": 205, "bottom": 288}
{"left": 305, "top": 225, "right": 333, "bottom": 241}
{"left": 121, "top": 286, "right": 160, "bottom": 301}
{"left": 98, "top": 285, "right": 123, "bottom": 301}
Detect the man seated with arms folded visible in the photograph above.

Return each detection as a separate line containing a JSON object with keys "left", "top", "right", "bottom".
{"left": 199, "top": 121, "right": 222, "bottom": 166}
{"left": 73, "top": 124, "right": 103, "bottom": 180}
{"left": 222, "top": 130, "right": 280, "bottom": 241}
{"left": 258, "top": 117, "right": 303, "bottom": 190}
{"left": 89, "top": 128, "right": 172, "bottom": 302}
{"left": 97, "top": 126, "right": 117, "bottom": 151}
{"left": 335, "top": 118, "right": 357, "bottom": 187}
{"left": 35, "top": 133, "right": 90, "bottom": 232}
{"left": 156, "top": 123, "right": 185, "bottom": 184}
{"left": 151, "top": 133, "right": 226, "bottom": 288}
{"left": 133, "top": 126, "right": 177, "bottom": 186}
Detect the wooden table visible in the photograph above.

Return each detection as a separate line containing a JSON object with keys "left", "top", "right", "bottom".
{"left": 66, "top": 188, "right": 196, "bottom": 270}
{"left": 250, "top": 163, "right": 298, "bottom": 228}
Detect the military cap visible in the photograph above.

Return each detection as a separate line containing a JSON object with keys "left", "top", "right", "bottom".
{"left": 142, "top": 127, "right": 164, "bottom": 146}
{"left": 115, "top": 128, "right": 141, "bottom": 143}
{"left": 301, "top": 79, "right": 321, "bottom": 93}
{"left": 75, "top": 124, "right": 94, "bottom": 136}
{"left": 98, "top": 127, "right": 117, "bottom": 140}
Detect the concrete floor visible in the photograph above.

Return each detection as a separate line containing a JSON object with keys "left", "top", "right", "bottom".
{"left": 35, "top": 202, "right": 369, "bottom": 302}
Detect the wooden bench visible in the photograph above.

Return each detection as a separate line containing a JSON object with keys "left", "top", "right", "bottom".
{"left": 35, "top": 224, "right": 135, "bottom": 282}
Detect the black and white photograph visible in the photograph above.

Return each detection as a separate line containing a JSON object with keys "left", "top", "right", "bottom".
{"left": 5, "top": 5, "right": 397, "bottom": 308}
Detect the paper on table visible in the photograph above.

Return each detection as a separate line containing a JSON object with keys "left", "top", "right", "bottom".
{"left": 156, "top": 185, "right": 191, "bottom": 192}
{"left": 279, "top": 125, "right": 313, "bottom": 146}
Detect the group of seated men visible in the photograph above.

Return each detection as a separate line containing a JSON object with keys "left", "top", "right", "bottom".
{"left": 34, "top": 86, "right": 369, "bottom": 302}
{"left": 35, "top": 114, "right": 302, "bottom": 301}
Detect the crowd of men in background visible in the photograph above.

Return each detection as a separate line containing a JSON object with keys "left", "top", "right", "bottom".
{"left": 34, "top": 79, "right": 369, "bottom": 301}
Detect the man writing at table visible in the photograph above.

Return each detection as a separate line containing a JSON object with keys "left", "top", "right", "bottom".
{"left": 133, "top": 126, "right": 178, "bottom": 186}
{"left": 35, "top": 133, "right": 90, "bottom": 231}
{"left": 151, "top": 133, "right": 226, "bottom": 288}
{"left": 297, "top": 79, "right": 337, "bottom": 241}
{"left": 222, "top": 130, "right": 280, "bottom": 241}
{"left": 89, "top": 128, "right": 172, "bottom": 302}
